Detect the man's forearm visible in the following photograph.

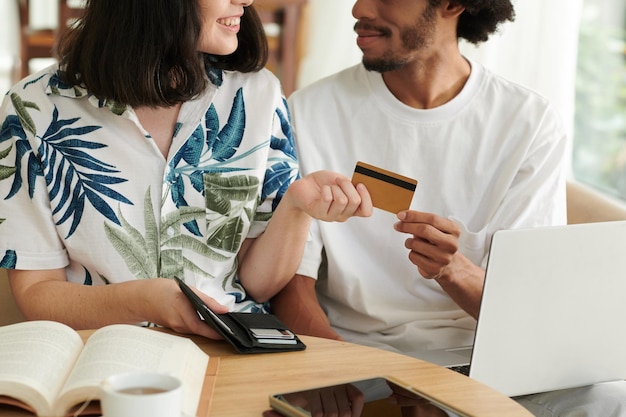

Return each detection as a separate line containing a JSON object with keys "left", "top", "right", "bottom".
{"left": 270, "top": 274, "right": 343, "bottom": 340}
{"left": 435, "top": 253, "right": 485, "bottom": 319}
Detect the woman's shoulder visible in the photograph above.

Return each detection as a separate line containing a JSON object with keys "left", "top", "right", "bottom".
{"left": 5, "top": 64, "right": 94, "bottom": 106}
{"left": 219, "top": 68, "right": 283, "bottom": 94}
{"left": 2, "top": 65, "right": 63, "bottom": 123}
{"left": 6, "top": 65, "right": 59, "bottom": 97}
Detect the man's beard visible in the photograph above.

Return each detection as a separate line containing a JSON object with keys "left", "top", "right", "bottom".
{"left": 362, "top": 7, "right": 437, "bottom": 73}
{"left": 363, "top": 54, "right": 408, "bottom": 73}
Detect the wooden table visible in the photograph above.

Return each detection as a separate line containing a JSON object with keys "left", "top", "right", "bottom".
{"left": 193, "top": 334, "right": 531, "bottom": 417}
{"left": 0, "top": 331, "right": 532, "bottom": 417}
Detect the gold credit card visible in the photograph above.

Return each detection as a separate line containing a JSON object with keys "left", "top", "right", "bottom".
{"left": 351, "top": 161, "right": 418, "bottom": 213}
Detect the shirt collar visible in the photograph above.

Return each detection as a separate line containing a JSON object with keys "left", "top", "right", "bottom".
{"left": 45, "top": 68, "right": 132, "bottom": 117}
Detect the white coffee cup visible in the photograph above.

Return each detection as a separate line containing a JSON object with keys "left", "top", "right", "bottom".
{"left": 100, "top": 371, "right": 183, "bottom": 417}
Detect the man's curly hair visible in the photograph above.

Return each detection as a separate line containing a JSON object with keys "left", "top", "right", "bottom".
{"left": 431, "top": 0, "right": 516, "bottom": 44}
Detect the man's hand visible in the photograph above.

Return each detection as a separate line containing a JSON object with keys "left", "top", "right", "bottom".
{"left": 393, "top": 211, "right": 485, "bottom": 318}
{"left": 393, "top": 210, "right": 460, "bottom": 279}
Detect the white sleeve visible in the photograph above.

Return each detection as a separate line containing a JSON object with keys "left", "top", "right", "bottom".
{"left": 295, "top": 219, "right": 324, "bottom": 279}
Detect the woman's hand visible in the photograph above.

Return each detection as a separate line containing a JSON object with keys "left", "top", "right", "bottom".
{"left": 146, "top": 278, "right": 229, "bottom": 340}
{"left": 286, "top": 170, "right": 373, "bottom": 222}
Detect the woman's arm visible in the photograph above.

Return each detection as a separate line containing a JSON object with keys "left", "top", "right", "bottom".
{"left": 238, "top": 171, "right": 372, "bottom": 302}
{"left": 8, "top": 268, "right": 228, "bottom": 337}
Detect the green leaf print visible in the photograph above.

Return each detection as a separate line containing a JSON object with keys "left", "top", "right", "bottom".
{"left": 104, "top": 189, "right": 159, "bottom": 278}
{"left": 207, "top": 216, "right": 245, "bottom": 254}
{"left": 10, "top": 93, "right": 40, "bottom": 136}
{"left": 0, "top": 165, "right": 16, "bottom": 181}
{"left": 0, "top": 143, "right": 16, "bottom": 180}
{"left": 0, "top": 142, "right": 15, "bottom": 181}
{"left": 142, "top": 188, "right": 159, "bottom": 271}
{"left": 161, "top": 207, "right": 231, "bottom": 262}
{"left": 203, "top": 173, "right": 259, "bottom": 253}
{"left": 106, "top": 188, "right": 234, "bottom": 281}
{"left": 104, "top": 101, "right": 128, "bottom": 117}
{"left": 105, "top": 215, "right": 156, "bottom": 279}
{"left": 161, "top": 206, "right": 206, "bottom": 230}
{"left": 204, "top": 174, "right": 259, "bottom": 214}
{"left": 0, "top": 145, "right": 12, "bottom": 160}
{"left": 219, "top": 260, "right": 241, "bottom": 292}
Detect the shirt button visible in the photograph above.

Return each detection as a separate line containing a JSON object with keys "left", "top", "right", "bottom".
{"left": 167, "top": 227, "right": 175, "bottom": 236}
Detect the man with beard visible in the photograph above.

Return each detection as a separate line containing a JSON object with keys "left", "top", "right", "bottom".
{"left": 271, "top": 0, "right": 626, "bottom": 415}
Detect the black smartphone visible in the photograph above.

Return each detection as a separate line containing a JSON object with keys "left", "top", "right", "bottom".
{"left": 269, "top": 376, "right": 467, "bottom": 417}
{"left": 175, "top": 276, "right": 306, "bottom": 353}
{"left": 174, "top": 276, "right": 236, "bottom": 337}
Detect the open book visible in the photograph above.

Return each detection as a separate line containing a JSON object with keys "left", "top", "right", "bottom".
{"left": 0, "top": 321, "right": 209, "bottom": 417}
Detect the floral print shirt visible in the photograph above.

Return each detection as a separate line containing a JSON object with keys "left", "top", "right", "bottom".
{"left": 0, "top": 65, "right": 298, "bottom": 312}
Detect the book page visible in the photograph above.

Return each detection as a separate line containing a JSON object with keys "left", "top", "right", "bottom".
{"left": 56, "top": 325, "right": 209, "bottom": 417}
{"left": 0, "top": 321, "right": 84, "bottom": 416}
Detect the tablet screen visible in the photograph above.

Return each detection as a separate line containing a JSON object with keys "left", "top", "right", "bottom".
{"left": 269, "top": 376, "right": 463, "bottom": 417}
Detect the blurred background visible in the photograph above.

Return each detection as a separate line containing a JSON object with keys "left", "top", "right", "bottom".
{"left": 1, "top": 0, "right": 625, "bottom": 206}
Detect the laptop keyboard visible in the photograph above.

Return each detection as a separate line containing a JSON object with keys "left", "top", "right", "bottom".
{"left": 448, "top": 364, "right": 470, "bottom": 376}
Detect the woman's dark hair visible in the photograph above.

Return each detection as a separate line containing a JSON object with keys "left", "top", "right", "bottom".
{"left": 56, "top": 0, "right": 268, "bottom": 107}
{"left": 429, "top": 0, "right": 515, "bottom": 44}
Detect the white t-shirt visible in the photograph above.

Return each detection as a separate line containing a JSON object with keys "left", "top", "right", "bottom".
{"left": 288, "top": 60, "right": 568, "bottom": 354}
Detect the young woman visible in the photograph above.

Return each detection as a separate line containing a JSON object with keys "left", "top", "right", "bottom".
{"left": 0, "top": 0, "right": 371, "bottom": 339}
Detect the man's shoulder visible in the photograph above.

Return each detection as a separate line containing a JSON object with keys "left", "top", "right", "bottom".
{"left": 478, "top": 63, "right": 552, "bottom": 108}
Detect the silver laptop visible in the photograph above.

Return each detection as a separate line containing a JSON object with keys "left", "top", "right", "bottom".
{"left": 411, "top": 220, "right": 626, "bottom": 397}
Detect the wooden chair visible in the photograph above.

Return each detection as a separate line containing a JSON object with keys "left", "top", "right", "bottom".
{"left": 254, "top": 0, "right": 308, "bottom": 97}
{"left": 566, "top": 180, "right": 626, "bottom": 224}
{"left": 17, "top": 0, "right": 305, "bottom": 93}
{"left": 17, "top": 0, "right": 55, "bottom": 81}
{"left": 57, "top": 0, "right": 85, "bottom": 38}
{"left": 16, "top": 0, "right": 84, "bottom": 82}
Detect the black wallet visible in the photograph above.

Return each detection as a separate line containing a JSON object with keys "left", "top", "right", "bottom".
{"left": 175, "top": 277, "right": 306, "bottom": 354}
